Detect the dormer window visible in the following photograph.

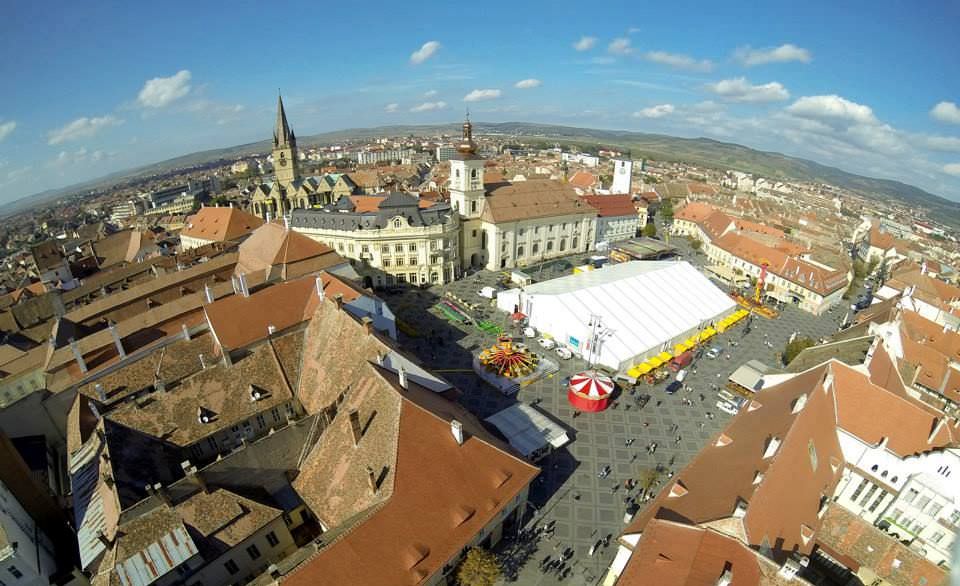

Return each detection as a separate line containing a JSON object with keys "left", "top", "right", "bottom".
{"left": 394, "top": 218, "right": 402, "bottom": 229}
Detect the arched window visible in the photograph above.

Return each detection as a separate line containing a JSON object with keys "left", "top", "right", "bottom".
{"left": 517, "top": 246, "right": 525, "bottom": 257}
{"left": 394, "top": 218, "right": 402, "bottom": 229}
{"left": 455, "top": 169, "right": 460, "bottom": 178}
{"left": 560, "top": 238, "right": 566, "bottom": 251}
{"left": 546, "top": 241, "right": 553, "bottom": 251}
{"left": 471, "top": 168, "right": 477, "bottom": 178}
{"left": 532, "top": 243, "right": 539, "bottom": 255}
{"left": 871, "top": 464, "right": 879, "bottom": 472}
{"left": 881, "top": 470, "right": 888, "bottom": 478}
{"left": 572, "top": 236, "right": 579, "bottom": 249}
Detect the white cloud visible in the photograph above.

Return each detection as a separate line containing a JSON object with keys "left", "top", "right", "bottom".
{"left": 627, "top": 27, "right": 641, "bottom": 34}
{"left": 47, "top": 115, "right": 122, "bottom": 145}
{"left": 5, "top": 166, "right": 31, "bottom": 182}
{"left": 385, "top": 103, "right": 399, "bottom": 113}
{"left": 0, "top": 120, "right": 15, "bottom": 143}
{"left": 734, "top": 44, "right": 812, "bottom": 66}
{"left": 633, "top": 104, "right": 675, "bottom": 119}
{"left": 137, "top": 70, "right": 192, "bottom": 108}
{"left": 573, "top": 36, "right": 596, "bottom": 51}
{"left": 707, "top": 77, "right": 790, "bottom": 103}
{"left": 644, "top": 51, "right": 712, "bottom": 72}
{"left": 944, "top": 163, "right": 960, "bottom": 177}
{"left": 514, "top": 78, "right": 541, "bottom": 89}
{"left": 410, "top": 41, "right": 441, "bottom": 65}
{"left": 931, "top": 101, "right": 960, "bottom": 125}
{"left": 608, "top": 38, "right": 633, "bottom": 55}
{"left": 786, "top": 95, "right": 877, "bottom": 127}
{"left": 912, "top": 134, "right": 960, "bottom": 152}
{"left": 464, "top": 89, "right": 501, "bottom": 102}
{"left": 410, "top": 101, "right": 447, "bottom": 112}
{"left": 423, "top": 89, "right": 438, "bottom": 97}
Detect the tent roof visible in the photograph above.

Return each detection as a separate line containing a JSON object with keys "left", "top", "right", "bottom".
{"left": 485, "top": 403, "right": 569, "bottom": 458}
{"left": 508, "top": 261, "right": 736, "bottom": 366}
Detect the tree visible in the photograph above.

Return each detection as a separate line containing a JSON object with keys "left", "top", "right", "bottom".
{"left": 638, "top": 467, "right": 661, "bottom": 493}
{"left": 688, "top": 238, "right": 703, "bottom": 252}
{"left": 456, "top": 547, "right": 501, "bottom": 586}
{"left": 642, "top": 223, "right": 657, "bottom": 238}
{"left": 783, "top": 336, "right": 815, "bottom": 366}
{"left": 660, "top": 198, "right": 674, "bottom": 221}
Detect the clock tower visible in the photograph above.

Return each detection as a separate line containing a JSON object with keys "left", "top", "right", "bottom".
{"left": 448, "top": 116, "right": 485, "bottom": 220}
{"left": 272, "top": 93, "right": 300, "bottom": 186}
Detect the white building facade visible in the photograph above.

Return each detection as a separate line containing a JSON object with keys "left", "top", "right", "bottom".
{"left": 0, "top": 479, "right": 57, "bottom": 586}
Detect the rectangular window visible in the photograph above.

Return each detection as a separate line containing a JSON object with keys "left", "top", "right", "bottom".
{"left": 408, "top": 243, "right": 417, "bottom": 252}
{"left": 917, "top": 496, "right": 932, "bottom": 510}
{"left": 396, "top": 258, "right": 404, "bottom": 266}
{"left": 430, "top": 240, "right": 438, "bottom": 251}
{"left": 949, "top": 510, "right": 960, "bottom": 525}
{"left": 860, "top": 484, "right": 878, "bottom": 506}
{"left": 408, "top": 273, "right": 418, "bottom": 284}
{"left": 7, "top": 566, "right": 23, "bottom": 579}
{"left": 266, "top": 531, "right": 280, "bottom": 547}
{"left": 931, "top": 531, "right": 946, "bottom": 544}
{"left": 850, "top": 478, "right": 869, "bottom": 502}
{"left": 224, "top": 559, "right": 239, "bottom": 574}
{"left": 381, "top": 245, "right": 390, "bottom": 254}
{"left": 929, "top": 503, "right": 943, "bottom": 517}
{"left": 904, "top": 488, "right": 919, "bottom": 503}
{"left": 395, "top": 244, "right": 403, "bottom": 253}
{"left": 361, "top": 245, "right": 369, "bottom": 253}
{"left": 246, "top": 544, "right": 261, "bottom": 560}
{"left": 430, "top": 256, "right": 439, "bottom": 265}
{"left": 408, "top": 257, "right": 417, "bottom": 266}
{"left": 868, "top": 490, "right": 886, "bottom": 512}
{"left": 382, "top": 259, "right": 391, "bottom": 267}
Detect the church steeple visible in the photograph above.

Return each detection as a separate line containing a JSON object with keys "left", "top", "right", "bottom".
{"left": 271, "top": 92, "right": 300, "bottom": 187}
{"left": 275, "top": 93, "right": 294, "bottom": 148}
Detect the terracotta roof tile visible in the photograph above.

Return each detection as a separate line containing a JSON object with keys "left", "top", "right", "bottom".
{"left": 181, "top": 207, "right": 264, "bottom": 242}
{"left": 580, "top": 194, "right": 639, "bottom": 217}
{"left": 481, "top": 180, "right": 593, "bottom": 223}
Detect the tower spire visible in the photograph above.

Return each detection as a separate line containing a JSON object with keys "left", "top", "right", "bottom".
{"left": 275, "top": 92, "right": 292, "bottom": 147}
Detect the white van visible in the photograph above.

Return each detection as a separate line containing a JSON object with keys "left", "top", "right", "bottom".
{"left": 477, "top": 286, "right": 497, "bottom": 299}
{"left": 675, "top": 369, "right": 688, "bottom": 383}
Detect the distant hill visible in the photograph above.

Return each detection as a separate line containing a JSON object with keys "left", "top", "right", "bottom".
{"left": 7, "top": 121, "right": 959, "bottom": 224}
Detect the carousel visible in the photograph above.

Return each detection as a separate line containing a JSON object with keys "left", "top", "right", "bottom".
{"left": 567, "top": 370, "right": 614, "bottom": 412}
{"left": 477, "top": 336, "right": 539, "bottom": 378}
{"left": 474, "top": 335, "right": 559, "bottom": 395}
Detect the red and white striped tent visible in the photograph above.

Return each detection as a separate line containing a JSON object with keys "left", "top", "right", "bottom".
{"left": 567, "top": 370, "right": 614, "bottom": 412}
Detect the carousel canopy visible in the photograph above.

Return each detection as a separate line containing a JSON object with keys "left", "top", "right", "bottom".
{"left": 568, "top": 370, "right": 614, "bottom": 399}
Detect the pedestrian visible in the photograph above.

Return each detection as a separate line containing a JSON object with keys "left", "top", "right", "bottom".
{"left": 572, "top": 411, "right": 580, "bottom": 419}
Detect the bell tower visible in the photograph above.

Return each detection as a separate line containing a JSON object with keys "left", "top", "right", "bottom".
{"left": 272, "top": 93, "right": 300, "bottom": 186}
{"left": 448, "top": 115, "right": 485, "bottom": 220}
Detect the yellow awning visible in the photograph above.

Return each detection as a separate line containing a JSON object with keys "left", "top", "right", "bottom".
{"left": 674, "top": 344, "right": 686, "bottom": 355}
{"left": 647, "top": 355, "right": 665, "bottom": 368}
{"left": 698, "top": 327, "right": 717, "bottom": 341}
{"left": 627, "top": 363, "right": 653, "bottom": 377}
{"left": 657, "top": 351, "right": 673, "bottom": 362}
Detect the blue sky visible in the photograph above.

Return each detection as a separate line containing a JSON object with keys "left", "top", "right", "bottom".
{"left": 2, "top": 0, "right": 960, "bottom": 203}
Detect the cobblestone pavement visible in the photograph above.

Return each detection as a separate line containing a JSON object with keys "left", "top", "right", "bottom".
{"left": 385, "top": 240, "right": 850, "bottom": 585}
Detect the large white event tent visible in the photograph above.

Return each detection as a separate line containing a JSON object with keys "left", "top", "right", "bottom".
{"left": 496, "top": 261, "right": 737, "bottom": 372}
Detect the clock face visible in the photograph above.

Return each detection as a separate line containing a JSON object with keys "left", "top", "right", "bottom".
{"left": 279, "top": 159, "right": 287, "bottom": 167}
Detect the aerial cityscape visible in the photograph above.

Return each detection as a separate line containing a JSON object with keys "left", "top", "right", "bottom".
{"left": 1, "top": 2, "right": 960, "bottom": 586}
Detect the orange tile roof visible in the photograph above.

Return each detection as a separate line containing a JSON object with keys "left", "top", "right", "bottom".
{"left": 626, "top": 365, "right": 843, "bottom": 556}
{"left": 482, "top": 180, "right": 593, "bottom": 223}
{"left": 617, "top": 520, "right": 763, "bottom": 586}
{"left": 236, "top": 222, "right": 343, "bottom": 277}
{"left": 674, "top": 202, "right": 716, "bottom": 224}
{"left": 348, "top": 195, "right": 435, "bottom": 213}
{"left": 181, "top": 207, "right": 264, "bottom": 242}
{"left": 868, "top": 227, "right": 896, "bottom": 251}
{"left": 580, "top": 194, "right": 639, "bottom": 217}
{"left": 568, "top": 171, "right": 598, "bottom": 189}
{"left": 285, "top": 300, "right": 538, "bottom": 586}
{"left": 734, "top": 218, "right": 784, "bottom": 239}
{"left": 832, "top": 361, "right": 954, "bottom": 457}
{"left": 204, "top": 275, "right": 351, "bottom": 351}
{"left": 712, "top": 233, "right": 847, "bottom": 295}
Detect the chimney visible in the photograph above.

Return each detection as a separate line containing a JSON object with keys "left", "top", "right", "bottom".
{"left": 451, "top": 419, "right": 464, "bottom": 445}
{"left": 146, "top": 482, "right": 172, "bottom": 506}
{"left": 231, "top": 275, "right": 240, "bottom": 296}
{"left": 397, "top": 364, "right": 407, "bottom": 389}
{"left": 366, "top": 465, "right": 378, "bottom": 494}
{"left": 107, "top": 321, "right": 126, "bottom": 359}
{"left": 334, "top": 293, "right": 344, "bottom": 309}
{"left": 239, "top": 273, "right": 250, "bottom": 297}
{"left": 96, "top": 531, "right": 112, "bottom": 548}
{"left": 181, "top": 460, "right": 208, "bottom": 493}
{"left": 315, "top": 276, "right": 325, "bottom": 298}
{"left": 361, "top": 316, "right": 374, "bottom": 335}
{"left": 94, "top": 383, "right": 106, "bottom": 402}
{"left": 204, "top": 283, "right": 214, "bottom": 303}
{"left": 349, "top": 410, "right": 362, "bottom": 446}
{"left": 68, "top": 338, "right": 88, "bottom": 373}
{"left": 181, "top": 323, "right": 191, "bottom": 341}
{"left": 198, "top": 353, "right": 207, "bottom": 369}
{"left": 267, "top": 324, "right": 277, "bottom": 336}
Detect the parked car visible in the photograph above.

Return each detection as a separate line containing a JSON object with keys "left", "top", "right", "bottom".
{"left": 666, "top": 381, "right": 682, "bottom": 394}
{"left": 537, "top": 337, "right": 556, "bottom": 350}
{"left": 555, "top": 346, "right": 573, "bottom": 360}
{"left": 716, "top": 400, "right": 739, "bottom": 415}
{"left": 675, "top": 369, "right": 688, "bottom": 383}
{"left": 523, "top": 326, "right": 537, "bottom": 338}
{"left": 706, "top": 347, "right": 722, "bottom": 359}
{"left": 477, "top": 286, "right": 497, "bottom": 299}
{"left": 669, "top": 350, "right": 694, "bottom": 372}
